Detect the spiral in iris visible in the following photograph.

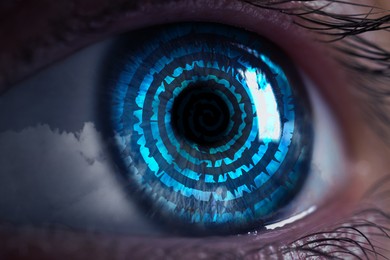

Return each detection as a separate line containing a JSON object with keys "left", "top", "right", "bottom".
{"left": 108, "top": 23, "right": 313, "bottom": 234}
{"left": 172, "top": 84, "right": 232, "bottom": 146}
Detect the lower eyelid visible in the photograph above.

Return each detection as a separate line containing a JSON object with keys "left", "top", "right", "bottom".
{"left": 1, "top": 194, "right": 389, "bottom": 260}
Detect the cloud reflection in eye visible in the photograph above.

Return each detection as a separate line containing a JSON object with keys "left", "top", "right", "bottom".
{"left": 0, "top": 40, "right": 160, "bottom": 235}
{"left": 0, "top": 122, "right": 159, "bottom": 235}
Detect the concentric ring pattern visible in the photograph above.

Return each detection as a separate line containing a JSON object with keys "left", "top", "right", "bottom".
{"left": 108, "top": 23, "right": 313, "bottom": 234}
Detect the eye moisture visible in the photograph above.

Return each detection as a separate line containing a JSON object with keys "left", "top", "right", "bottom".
{"left": 106, "top": 23, "right": 313, "bottom": 235}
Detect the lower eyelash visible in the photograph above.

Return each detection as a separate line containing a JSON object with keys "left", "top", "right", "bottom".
{"left": 187, "top": 175, "right": 390, "bottom": 259}
{"left": 282, "top": 209, "right": 390, "bottom": 260}
{"left": 138, "top": 201, "right": 390, "bottom": 259}
{"left": 260, "top": 175, "right": 390, "bottom": 260}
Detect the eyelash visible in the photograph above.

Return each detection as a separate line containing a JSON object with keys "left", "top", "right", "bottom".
{"left": 194, "top": 176, "right": 390, "bottom": 259}
{"left": 238, "top": 1, "right": 390, "bottom": 258}
{"left": 243, "top": 0, "right": 389, "bottom": 78}
{"left": 281, "top": 177, "right": 390, "bottom": 260}
{"left": 245, "top": 0, "right": 390, "bottom": 147}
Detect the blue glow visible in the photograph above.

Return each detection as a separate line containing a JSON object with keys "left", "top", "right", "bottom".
{"left": 108, "top": 23, "right": 313, "bottom": 234}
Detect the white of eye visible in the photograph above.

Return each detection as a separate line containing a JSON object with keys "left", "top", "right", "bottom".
{"left": 264, "top": 70, "right": 348, "bottom": 229}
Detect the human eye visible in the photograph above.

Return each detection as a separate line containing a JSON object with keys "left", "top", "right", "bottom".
{"left": 0, "top": 0, "right": 389, "bottom": 259}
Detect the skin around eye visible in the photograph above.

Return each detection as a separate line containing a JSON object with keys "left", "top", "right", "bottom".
{"left": 0, "top": 0, "right": 389, "bottom": 259}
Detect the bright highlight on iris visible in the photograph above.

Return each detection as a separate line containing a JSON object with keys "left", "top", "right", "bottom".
{"left": 107, "top": 23, "right": 313, "bottom": 235}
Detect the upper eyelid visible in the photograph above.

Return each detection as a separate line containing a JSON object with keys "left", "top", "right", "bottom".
{"left": 1, "top": 0, "right": 389, "bottom": 142}
{"left": 0, "top": 0, "right": 386, "bottom": 161}
{"left": 0, "top": 0, "right": 356, "bottom": 92}
{"left": 1, "top": 0, "right": 388, "bottom": 137}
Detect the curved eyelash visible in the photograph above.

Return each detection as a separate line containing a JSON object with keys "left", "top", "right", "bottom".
{"left": 281, "top": 174, "right": 390, "bottom": 260}
{"left": 237, "top": 175, "right": 390, "bottom": 259}
{"left": 242, "top": 0, "right": 390, "bottom": 69}
{"left": 238, "top": 1, "right": 390, "bottom": 259}
{"left": 244, "top": 0, "right": 390, "bottom": 146}
{"left": 282, "top": 209, "right": 390, "bottom": 259}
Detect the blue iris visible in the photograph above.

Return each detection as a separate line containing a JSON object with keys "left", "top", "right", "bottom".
{"left": 107, "top": 23, "right": 313, "bottom": 235}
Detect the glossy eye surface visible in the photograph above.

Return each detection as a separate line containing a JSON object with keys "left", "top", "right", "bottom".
{"left": 106, "top": 23, "right": 313, "bottom": 235}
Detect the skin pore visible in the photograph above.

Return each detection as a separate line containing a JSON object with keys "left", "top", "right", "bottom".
{"left": 0, "top": 0, "right": 389, "bottom": 259}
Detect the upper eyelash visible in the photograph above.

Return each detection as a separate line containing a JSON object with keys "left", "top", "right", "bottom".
{"left": 236, "top": 1, "right": 390, "bottom": 259}
{"left": 75, "top": 2, "right": 390, "bottom": 258}
{"left": 243, "top": 0, "right": 390, "bottom": 146}
{"left": 281, "top": 175, "right": 390, "bottom": 260}
{"left": 242, "top": 0, "right": 390, "bottom": 77}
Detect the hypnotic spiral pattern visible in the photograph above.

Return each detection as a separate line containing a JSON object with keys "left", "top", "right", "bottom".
{"left": 109, "top": 23, "right": 313, "bottom": 234}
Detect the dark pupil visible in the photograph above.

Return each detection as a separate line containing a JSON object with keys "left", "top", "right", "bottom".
{"left": 171, "top": 84, "right": 231, "bottom": 146}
